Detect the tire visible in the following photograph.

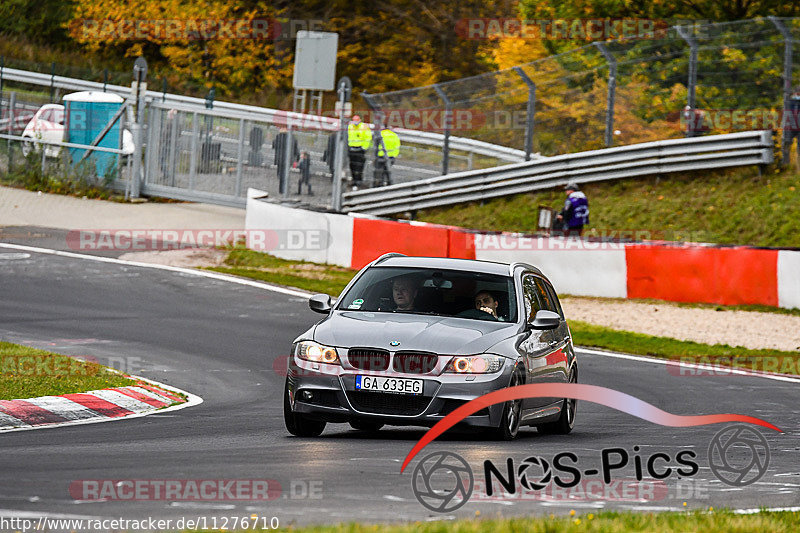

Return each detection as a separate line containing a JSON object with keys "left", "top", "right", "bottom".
{"left": 491, "top": 367, "right": 524, "bottom": 441}
{"left": 537, "top": 366, "right": 577, "bottom": 435}
{"left": 283, "top": 378, "right": 326, "bottom": 437}
{"left": 349, "top": 421, "right": 384, "bottom": 432}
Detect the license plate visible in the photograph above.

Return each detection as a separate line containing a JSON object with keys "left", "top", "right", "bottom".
{"left": 355, "top": 375, "right": 423, "bottom": 395}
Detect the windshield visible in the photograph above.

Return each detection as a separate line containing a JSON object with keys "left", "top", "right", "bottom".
{"left": 336, "top": 267, "right": 517, "bottom": 322}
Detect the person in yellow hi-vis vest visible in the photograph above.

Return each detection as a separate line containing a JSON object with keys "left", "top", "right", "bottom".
{"left": 347, "top": 115, "right": 372, "bottom": 186}
{"left": 374, "top": 127, "right": 401, "bottom": 186}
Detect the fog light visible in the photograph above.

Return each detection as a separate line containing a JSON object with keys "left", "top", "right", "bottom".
{"left": 301, "top": 390, "right": 313, "bottom": 401}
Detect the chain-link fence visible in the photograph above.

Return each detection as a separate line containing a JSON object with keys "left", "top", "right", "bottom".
{"left": 0, "top": 56, "right": 505, "bottom": 210}
{"left": 364, "top": 17, "right": 800, "bottom": 159}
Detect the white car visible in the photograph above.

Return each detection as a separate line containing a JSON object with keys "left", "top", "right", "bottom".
{"left": 21, "top": 103, "right": 134, "bottom": 158}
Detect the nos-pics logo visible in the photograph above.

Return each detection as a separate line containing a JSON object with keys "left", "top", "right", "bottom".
{"left": 411, "top": 424, "right": 770, "bottom": 513}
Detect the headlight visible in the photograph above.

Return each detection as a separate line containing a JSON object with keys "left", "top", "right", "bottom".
{"left": 296, "top": 341, "right": 340, "bottom": 365}
{"left": 444, "top": 355, "right": 505, "bottom": 374}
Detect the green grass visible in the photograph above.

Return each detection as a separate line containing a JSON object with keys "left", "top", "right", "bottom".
{"left": 270, "top": 510, "right": 800, "bottom": 533}
{"left": 207, "top": 247, "right": 357, "bottom": 296}
{"left": 416, "top": 166, "right": 800, "bottom": 248}
{"left": 0, "top": 341, "right": 135, "bottom": 400}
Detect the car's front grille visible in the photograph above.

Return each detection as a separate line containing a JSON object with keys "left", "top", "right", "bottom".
{"left": 393, "top": 351, "right": 437, "bottom": 374}
{"left": 346, "top": 391, "right": 430, "bottom": 416}
{"left": 347, "top": 348, "right": 390, "bottom": 371}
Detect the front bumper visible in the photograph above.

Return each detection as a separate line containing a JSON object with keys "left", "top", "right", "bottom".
{"left": 286, "top": 356, "right": 514, "bottom": 429}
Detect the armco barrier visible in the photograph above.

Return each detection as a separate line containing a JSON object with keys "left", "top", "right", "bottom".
{"left": 245, "top": 192, "right": 798, "bottom": 310}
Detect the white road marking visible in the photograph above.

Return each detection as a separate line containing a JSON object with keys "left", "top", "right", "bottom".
{"left": 576, "top": 347, "right": 800, "bottom": 384}
{"left": 0, "top": 242, "right": 312, "bottom": 298}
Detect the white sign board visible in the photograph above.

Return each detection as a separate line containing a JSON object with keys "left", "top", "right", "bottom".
{"left": 293, "top": 31, "right": 338, "bottom": 91}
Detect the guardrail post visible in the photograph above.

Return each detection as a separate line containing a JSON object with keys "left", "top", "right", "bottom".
{"left": 0, "top": 57, "right": 4, "bottom": 107}
{"left": 770, "top": 17, "right": 794, "bottom": 166}
{"left": 677, "top": 25, "right": 699, "bottom": 136}
{"left": 433, "top": 84, "right": 451, "bottom": 175}
{"left": 593, "top": 43, "right": 617, "bottom": 148}
{"left": 513, "top": 67, "right": 536, "bottom": 160}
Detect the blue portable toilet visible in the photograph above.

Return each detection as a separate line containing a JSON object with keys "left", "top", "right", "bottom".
{"left": 63, "top": 91, "right": 124, "bottom": 178}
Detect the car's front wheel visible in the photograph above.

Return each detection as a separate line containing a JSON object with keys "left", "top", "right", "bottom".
{"left": 283, "top": 378, "right": 326, "bottom": 437}
{"left": 537, "top": 366, "right": 577, "bottom": 435}
{"left": 492, "top": 367, "right": 524, "bottom": 441}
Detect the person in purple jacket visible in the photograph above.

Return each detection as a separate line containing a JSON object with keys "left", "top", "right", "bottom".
{"left": 555, "top": 182, "right": 589, "bottom": 236}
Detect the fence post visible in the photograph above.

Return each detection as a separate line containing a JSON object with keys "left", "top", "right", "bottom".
{"left": 236, "top": 118, "right": 245, "bottom": 196}
{"left": 770, "top": 17, "right": 794, "bottom": 166}
{"left": 332, "top": 76, "right": 351, "bottom": 212}
{"left": 7, "top": 92, "right": 14, "bottom": 171}
{"left": 0, "top": 56, "right": 4, "bottom": 109}
{"left": 189, "top": 112, "right": 198, "bottom": 190}
{"left": 513, "top": 66, "right": 536, "bottom": 160}
{"left": 281, "top": 124, "right": 292, "bottom": 196}
{"left": 362, "top": 92, "right": 391, "bottom": 187}
{"left": 433, "top": 84, "right": 451, "bottom": 175}
{"left": 677, "top": 25, "right": 699, "bottom": 136}
{"left": 49, "top": 62, "right": 58, "bottom": 103}
{"left": 593, "top": 43, "right": 617, "bottom": 148}
{"left": 130, "top": 57, "right": 148, "bottom": 198}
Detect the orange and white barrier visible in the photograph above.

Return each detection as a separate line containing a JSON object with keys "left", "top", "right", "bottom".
{"left": 245, "top": 190, "right": 799, "bottom": 310}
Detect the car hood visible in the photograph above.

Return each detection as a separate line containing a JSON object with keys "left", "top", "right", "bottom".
{"left": 313, "top": 311, "right": 520, "bottom": 355}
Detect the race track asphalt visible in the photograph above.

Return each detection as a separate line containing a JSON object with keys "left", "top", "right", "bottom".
{"left": 0, "top": 243, "right": 798, "bottom": 527}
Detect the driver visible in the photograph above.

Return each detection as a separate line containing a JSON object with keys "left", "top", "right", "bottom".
{"left": 475, "top": 290, "right": 501, "bottom": 319}
{"left": 392, "top": 276, "right": 418, "bottom": 311}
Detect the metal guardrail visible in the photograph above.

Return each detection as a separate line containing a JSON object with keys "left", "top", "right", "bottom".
{"left": 0, "top": 66, "right": 527, "bottom": 163}
{"left": 342, "top": 131, "right": 774, "bottom": 216}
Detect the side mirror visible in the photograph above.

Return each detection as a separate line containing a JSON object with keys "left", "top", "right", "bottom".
{"left": 309, "top": 294, "right": 332, "bottom": 314}
{"left": 530, "top": 309, "right": 561, "bottom": 330}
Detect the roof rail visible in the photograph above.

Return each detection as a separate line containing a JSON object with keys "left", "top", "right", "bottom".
{"left": 373, "top": 252, "right": 406, "bottom": 265}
